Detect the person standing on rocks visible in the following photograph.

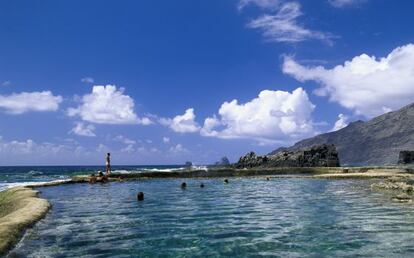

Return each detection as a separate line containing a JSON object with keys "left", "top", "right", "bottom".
{"left": 106, "top": 153, "right": 111, "bottom": 175}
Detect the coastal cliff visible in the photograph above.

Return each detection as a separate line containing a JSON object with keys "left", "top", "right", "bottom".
{"left": 270, "top": 102, "right": 414, "bottom": 166}
{"left": 235, "top": 144, "right": 340, "bottom": 168}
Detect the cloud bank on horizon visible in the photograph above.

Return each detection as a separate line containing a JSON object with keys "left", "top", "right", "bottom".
{"left": 0, "top": 0, "right": 413, "bottom": 164}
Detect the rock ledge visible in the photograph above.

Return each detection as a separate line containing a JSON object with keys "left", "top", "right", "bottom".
{"left": 235, "top": 144, "right": 340, "bottom": 168}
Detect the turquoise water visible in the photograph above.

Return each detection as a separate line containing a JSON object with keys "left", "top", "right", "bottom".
{"left": 8, "top": 178, "right": 414, "bottom": 257}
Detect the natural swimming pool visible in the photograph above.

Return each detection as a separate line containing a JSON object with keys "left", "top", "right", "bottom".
{"left": 9, "top": 178, "right": 414, "bottom": 257}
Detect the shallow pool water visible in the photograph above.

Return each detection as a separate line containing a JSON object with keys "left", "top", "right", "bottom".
{"left": 9, "top": 178, "right": 414, "bottom": 257}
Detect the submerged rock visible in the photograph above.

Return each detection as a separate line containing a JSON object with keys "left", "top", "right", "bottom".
{"left": 235, "top": 144, "right": 340, "bottom": 168}
{"left": 371, "top": 177, "right": 414, "bottom": 203}
{"left": 371, "top": 178, "right": 414, "bottom": 193}
{"left": 392, "top": 194, "right": 413, "bottom": 203}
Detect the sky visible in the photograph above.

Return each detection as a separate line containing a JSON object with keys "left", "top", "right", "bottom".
{"left": 1, "top": 0, "right": 414, "bottom": 165}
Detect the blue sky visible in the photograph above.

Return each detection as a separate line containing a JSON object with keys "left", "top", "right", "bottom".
{"left": 1, "top": 0, "right": 414, "bottom": 165}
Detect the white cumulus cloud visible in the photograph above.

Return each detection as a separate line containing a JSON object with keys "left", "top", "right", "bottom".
{"left": 68, "top": 85, "right": 151, "bottom": 125}
{"left": 70, "top": 122, "right": 96, "bottom": 137}
{"left": 160, "top": 108, "right": 201, "bottom": 133}
{"left": 0, "top": 91, "right": 62, "bottom": 114}
{"left": 169, "top": 144, "right": 188, "bottom": 154}
{"left": 115, "top": 134, "right": 136, "bottom": 145}
{"left": 121, "top": 144, "right": 135, "bottom": 153}
{"left": 331, "top": 113, "right": 349, "bottom": 131}
{"left": 247, "top": 2, "right": 334, "bottom": 44}
{"left": 201, "top": 87, "right": 316, "bottom": 144}
{"left": 96, "top": 143, "right": 110, "bottom": 153}
{"left": 114, "top": 135, "right": 137, "bottom": 153}
{"left": 283, "top": 44, "right": 414, "bottom": 118}
{"left": 163, "top": 137, "right": 170, "bottom": 143}
{"left": 0, "top": 137, "right": 73, "bottom": 159}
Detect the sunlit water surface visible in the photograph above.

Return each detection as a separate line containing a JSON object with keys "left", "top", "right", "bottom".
{"left": 9, "top": 178, "right": 414, "bottom": 257}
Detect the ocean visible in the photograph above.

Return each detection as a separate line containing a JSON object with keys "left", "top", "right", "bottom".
{"left": 0, "top": 165, "right": 193, "bottom": 191}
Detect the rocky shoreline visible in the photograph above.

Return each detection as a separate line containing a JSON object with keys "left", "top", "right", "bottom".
{"left": 371, "top": 176, "right": 414, "bottom": 202}
{"left": 0, "top": 187, "right": 50, "bottom": 256}
{"left": 235, "top": 144, "right": 340, "bottom": 168}
{"left": 70, "top": 166, "right": 409, "bottom": 182}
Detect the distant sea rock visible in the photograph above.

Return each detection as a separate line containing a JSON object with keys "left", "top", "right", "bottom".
{"left": 398, "top": 151, "right": 414, "bottom": 164}
{"left": 214, "top": 157, "right": 230, "bottom": 166}
{"left": 269, "top": 102, "right": 414, "bottom": 166}
{"left": 235, "top": 144, "right": 340, "bottom": 168}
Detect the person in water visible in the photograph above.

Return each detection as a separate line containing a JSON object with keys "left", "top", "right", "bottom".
{"left": 106, "top": 153, "right": 111, "bottom": 175}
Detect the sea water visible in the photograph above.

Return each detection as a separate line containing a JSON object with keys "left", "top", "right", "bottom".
{"left": 7, "top": 177, "right": 414, "bottom": 257}
{"left": 0, "top": 165, "right": 187, "bottom": 191}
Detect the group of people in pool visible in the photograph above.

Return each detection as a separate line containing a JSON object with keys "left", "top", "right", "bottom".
{"left": 89, "top": 153, "right": 112, "bottom": 184}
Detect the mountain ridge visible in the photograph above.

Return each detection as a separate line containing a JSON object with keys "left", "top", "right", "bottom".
{"left": 270, "top": 102, "right": 414, "bottom": 166}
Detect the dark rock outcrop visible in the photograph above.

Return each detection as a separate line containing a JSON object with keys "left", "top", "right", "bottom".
{"left": 398, "top": 151, "right": 414, "bottom": 164}
{"left": 270, "top": 102, "right": 414, "bottom": 166}
{"left": 235, "top": 144, "right": 340, "bottom": 168}
{"left": 235, "top": 152, "right": 269, "bottom": 168}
